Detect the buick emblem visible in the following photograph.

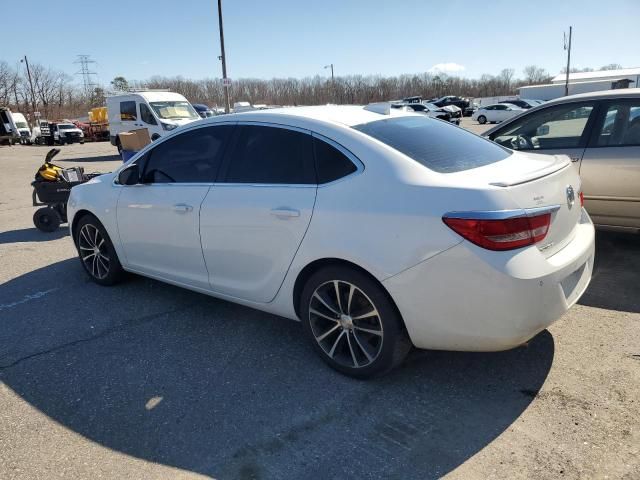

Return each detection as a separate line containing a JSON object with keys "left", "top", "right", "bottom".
{"left": 566, "top": 185, "right": 575, "bottom": 208}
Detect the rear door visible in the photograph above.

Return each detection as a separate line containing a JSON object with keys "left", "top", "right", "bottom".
{"left": 488, "top": 101, "right": 597, "bottom": 165}
{"left": 580, "top": 98, "right": 640, "bottom": 228}
{"left": 200, "top": 123, "right": 317, "bottom": 303}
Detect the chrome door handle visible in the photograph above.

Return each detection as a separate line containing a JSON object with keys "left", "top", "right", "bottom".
{"left": 270, "top": 207, "right": 300, "bottom": 218}
{"left": 570, "top": 156, "right": 581, "bottom": 163}
{"left": 173, "top": 203, "right": 193, "bottom": 213}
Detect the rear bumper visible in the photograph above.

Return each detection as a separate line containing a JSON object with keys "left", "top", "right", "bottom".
{"left": 383, "top": 208, "right": 595, "bottom": 351}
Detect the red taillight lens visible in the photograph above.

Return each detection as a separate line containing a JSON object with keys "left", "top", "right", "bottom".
{"left": 579, "top": 191, "right": 584, "bottom": 207}
{"left": 443, "top": 213, "right": 552, "bottom": 251}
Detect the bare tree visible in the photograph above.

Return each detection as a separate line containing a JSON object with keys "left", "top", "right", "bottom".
{"left": 523, "top": 65, "right": 551, "bottom": 84}
{"left": 599, "top": 63, "right": 623, "bottom": 71}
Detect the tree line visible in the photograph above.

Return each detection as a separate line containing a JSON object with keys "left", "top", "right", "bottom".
{"left": 0, "top": 60, "right": 624, "bottom": 121}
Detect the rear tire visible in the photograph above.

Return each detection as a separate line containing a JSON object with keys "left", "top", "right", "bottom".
{"left": 33, "top": 207, "right": 61, "bottom": 232}
{"left": 75, "top": 214, "right": 124, "bottom": 286}
{"left": 477, "top": 115, "right": 487, "bottom": 124}
{"left": 300, "top": 266, "right": 411, "bottom": 378}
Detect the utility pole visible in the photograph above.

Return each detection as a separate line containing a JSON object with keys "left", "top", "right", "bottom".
{"left": 20, "top": 56, "right": 37, "bottom": 118}
{"left": 217, "top": 0, "right": 230, "bottom": 113}
{"left": 564, "top": 26, "right": 572, "bottom": 97}
{"left": 324, "top": 64, "right": 334, "bottom": 101}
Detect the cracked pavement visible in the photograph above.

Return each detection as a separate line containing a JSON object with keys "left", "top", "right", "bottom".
{"left": 0, "top": 135, "right": 638, "bottom": 479}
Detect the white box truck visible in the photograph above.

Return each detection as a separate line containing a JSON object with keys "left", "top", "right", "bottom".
{"left": 107, "top": 91, "right": 200, "bottom": 151}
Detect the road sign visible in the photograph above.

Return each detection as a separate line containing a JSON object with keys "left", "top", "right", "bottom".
{"left": 222, "top": 78, "right": 232, "bottom": 87}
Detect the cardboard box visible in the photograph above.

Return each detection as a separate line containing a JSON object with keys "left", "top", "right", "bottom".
{"left": 119, "top": 128, "right": 151, "bottom": 151}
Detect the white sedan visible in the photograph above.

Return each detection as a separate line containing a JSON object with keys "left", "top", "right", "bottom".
{"left": 472, "top": 103, "right": 526, "bottom": 124}
{"left": 68, "top": 106, "right": 595, "bottom": 378}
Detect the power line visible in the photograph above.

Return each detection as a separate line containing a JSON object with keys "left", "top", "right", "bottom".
{"left": 74, "top": 54, "right": 98, "bottom": 96}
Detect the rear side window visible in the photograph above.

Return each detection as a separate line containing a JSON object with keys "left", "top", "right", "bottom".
{"left": 223, "top": 125, "right": 314, "bottom": 184}
{"left": 142, "top": 125, "right": 231, "bottom": 183}
{"left": 120, "top": 101, "right": 137, "bottom": 121}
{"left": 353, "top": 116, "right": 511, "bottom": 173}
{"left": 314, "top": 138, "right": 357, "bottom": 183}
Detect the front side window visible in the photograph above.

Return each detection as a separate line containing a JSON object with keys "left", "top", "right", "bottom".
{"left": 120, "top": 101, "right": 137, "bottom": 121}
{"left": 490, "top": 102, "right": 595, "bottom": 151}
{"left": 594, "top": 101, "right": 640, "bottom": 147}
{"left": 142, "top": 125, "right": 232, "bottom": 183}
{"left": 353, "top": 116, "right": 511, "bottom": 173}
{"left": 140, "top": 103, "right": 157, "bottom": 125}
{"left": 149, "top": 101, "right": 199, "bottom": 120}
{"left": 223, "top": 125, "right": 315, "bottom": 184}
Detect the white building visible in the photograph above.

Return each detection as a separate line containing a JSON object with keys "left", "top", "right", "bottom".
{"left": 518, "top": 67, "right": 640, "bottom": 101}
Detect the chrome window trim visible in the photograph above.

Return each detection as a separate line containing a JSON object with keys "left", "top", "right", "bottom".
{"left": 443, "top": 205, "right": 561, "bottom": 220}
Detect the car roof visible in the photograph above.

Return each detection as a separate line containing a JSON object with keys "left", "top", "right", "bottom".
{"left": 199, "top": 105, "right": 415, "bottom": 129}
{"left": 541, "top": 87, "right": 640, "bottom": 105}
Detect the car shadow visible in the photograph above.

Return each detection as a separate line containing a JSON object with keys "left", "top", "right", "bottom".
{"left": 0, "top": 226, "right": 68, "bottom": 244}
{"left": 0, "top": 259, "right": 555, "bottom": 479}
{"left": 578, "top": 230, "right": 640, "bottom": 314}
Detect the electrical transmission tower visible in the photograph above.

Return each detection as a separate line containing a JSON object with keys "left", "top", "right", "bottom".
{"left": 74, "top": 55, "right": 98, "bottom": 97}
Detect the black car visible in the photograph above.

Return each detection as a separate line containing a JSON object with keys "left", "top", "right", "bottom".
{"left": 431, "top": 95, "right": 471, "bottom": 112}
{"left": 192, "top": 103, "right": 215, "bottom": 118}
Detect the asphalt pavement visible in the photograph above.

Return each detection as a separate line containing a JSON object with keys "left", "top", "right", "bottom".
{"left": 0, "top": 135, "right": 638, "bottom": 480}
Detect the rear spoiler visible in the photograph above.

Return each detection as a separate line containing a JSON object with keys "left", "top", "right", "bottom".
{"left": 489, "top": 155, "right": 571, "bottom": 187}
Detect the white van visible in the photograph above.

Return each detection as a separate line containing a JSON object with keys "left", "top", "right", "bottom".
{"left": 107, "top": 91, "right": 200, "bottom": 150}
{"left": 11, "top": 112, "right": 31, "bottom": 144}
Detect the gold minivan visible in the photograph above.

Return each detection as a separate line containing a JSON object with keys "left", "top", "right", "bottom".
{"left": 484, "top": 89, "right": 640, "bottom": 232}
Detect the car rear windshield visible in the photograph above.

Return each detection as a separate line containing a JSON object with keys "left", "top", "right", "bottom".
{"left": 353, "top": 116, "right": 511, "bottom": 173}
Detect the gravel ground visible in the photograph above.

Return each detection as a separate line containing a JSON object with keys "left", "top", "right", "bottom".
{"left": 0, "top": 139, "right": 638, "bottom": 480}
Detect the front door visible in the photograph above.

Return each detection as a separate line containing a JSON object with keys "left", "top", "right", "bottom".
{"left": 580, "top": 98, "right": 640, "bottom": 228}
{"left": 200, "top": 124, "right": 317, "bottom": 303}
{"left": 116, "top": 125, "right": 233, "bottom": 288}
{"left": 489, "top": 101, "right": 597, "bottom": 167}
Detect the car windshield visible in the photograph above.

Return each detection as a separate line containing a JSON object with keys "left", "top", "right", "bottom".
{"left": 149, "top": 101, "right": 199, "bottom": 120}
{"left": 58, "top": 124, "right": 76, "bottom": 129}
{"left": 353, "top": 116, "right": 511, "bottom": 173}
{"left": 15, "top": 121, "right": 28, "bottom": 128}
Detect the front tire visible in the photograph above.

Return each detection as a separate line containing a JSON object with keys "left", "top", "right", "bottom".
{"left": 75, "top": 215, "right": 124, "bottom": 286}
{"left": 300, "top": 266, "right": 411, "bottom": 378}
{"left": 477, "top": 115, "right": 487, "bottom": 124}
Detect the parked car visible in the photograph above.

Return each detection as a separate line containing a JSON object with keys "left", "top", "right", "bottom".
{"left": 193, "top": 103, "right": 215, "bottom": 118}
{"left": 500, "top": 99, "right": 545, "bottom": 109}
{"left": 431, "top": 95, "right": 471, "bottom": 112}
{"left": 107, "top": 91, "right": 200, "bottom": 151}
{"left": 391, "top": 102, "right": 460, "bottom": 124}
{"left": 53, "top": 122, "right": 85, "bottom": 145}
{"left": 484, "top": 88, "right": 640, "bottom": 232}
{"left": 472, "top": 104, "right": 526, "bottom": 124}
{"left": 67, "top": 106, "right": 594, "bottom": 377}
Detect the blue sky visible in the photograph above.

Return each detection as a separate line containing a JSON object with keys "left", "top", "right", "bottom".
{"left": 4, "top": 0, "right": 639, "bottom": 85}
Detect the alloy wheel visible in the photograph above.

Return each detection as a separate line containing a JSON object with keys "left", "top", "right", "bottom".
{"left": 78, "top": 224, "right": 110, "bottom": 280}
{"left": 308, "top": 280, "right": 384, "bottom": 368}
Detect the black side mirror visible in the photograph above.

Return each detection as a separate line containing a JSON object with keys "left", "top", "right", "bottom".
{"left": 118, "top": 164, "right": 140, "bottom": 185}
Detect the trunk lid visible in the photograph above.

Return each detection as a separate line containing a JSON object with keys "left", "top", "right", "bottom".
{"left": 451, "top": 151, "right": 582, "bottom": 257}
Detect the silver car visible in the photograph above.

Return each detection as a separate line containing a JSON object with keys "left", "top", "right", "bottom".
{"left": 484, "top": 89, "right": 640, "bottom": 232}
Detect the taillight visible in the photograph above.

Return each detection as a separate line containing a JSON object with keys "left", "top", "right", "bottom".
{"left": 579, "top": 191, "right": 584, "bottom": 207}
{"left": 443, "top": 213, "right": 552, "bottom": 251}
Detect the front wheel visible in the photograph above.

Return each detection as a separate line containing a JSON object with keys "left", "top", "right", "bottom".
{"left": 300, "top": 266, "right": 411, "bottom": 378}
{"left": 75, "top": 215, "right": 124, "bottom": 286}
{"left": 477, "top": 115, "right": 487, "bottom": 124}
